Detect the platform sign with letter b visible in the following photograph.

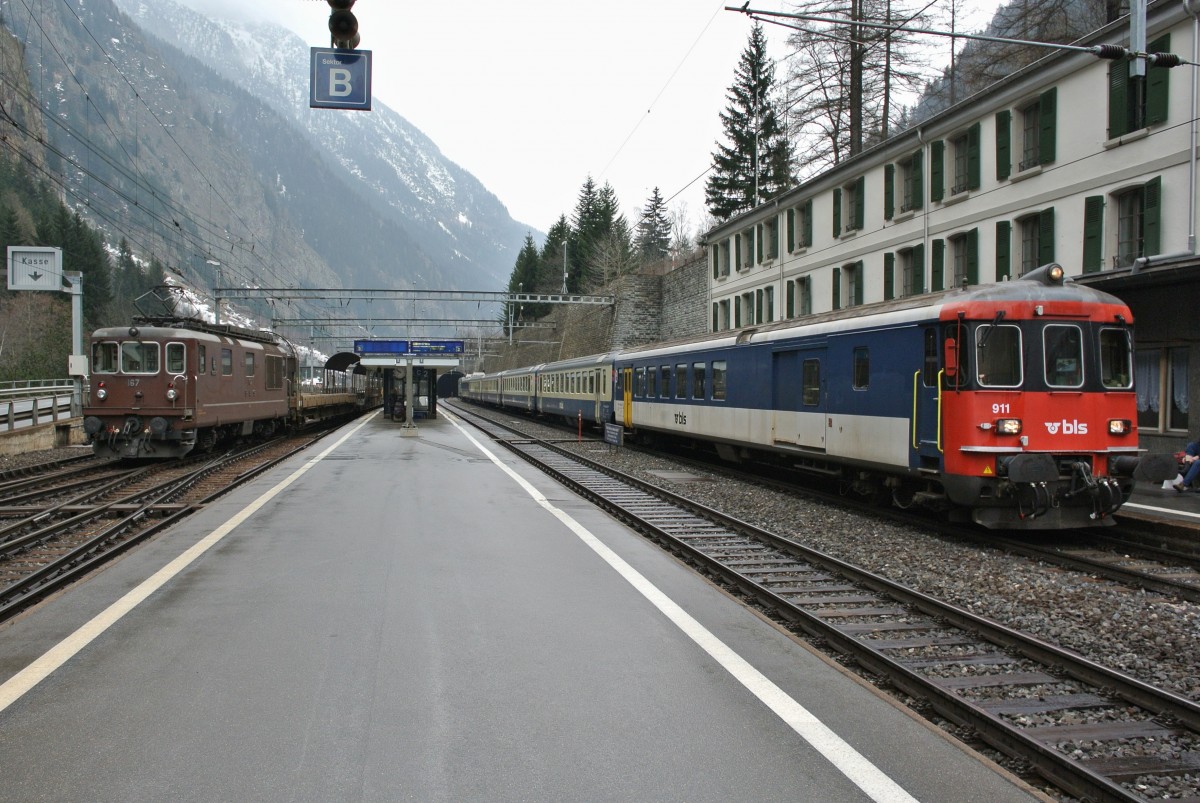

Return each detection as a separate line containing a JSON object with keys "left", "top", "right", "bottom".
{"left": 310, "top": 48, "right": 372, "bottom": 111}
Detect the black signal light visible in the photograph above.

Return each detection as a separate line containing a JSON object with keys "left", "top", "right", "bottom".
{"left": 328, "top": 0, "right": 360, "bottom": 50}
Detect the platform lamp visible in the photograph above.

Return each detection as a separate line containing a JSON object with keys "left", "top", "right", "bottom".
{"left": 328, "top": 0, "right": 360, "bottom": 50}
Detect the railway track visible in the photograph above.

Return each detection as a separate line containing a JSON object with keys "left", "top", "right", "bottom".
{"left": 449, "top": 402, "right": 1200, "bottom": 802}
{"left": 0, "top": 436, "right": 322, "bottom": 623}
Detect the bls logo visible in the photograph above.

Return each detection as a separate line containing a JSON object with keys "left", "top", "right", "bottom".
{"left": 1045, "top": 419, "right": 1088, "bottom": 435}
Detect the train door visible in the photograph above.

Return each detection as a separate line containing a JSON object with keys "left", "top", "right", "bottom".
{"left": 912, "top": 327, "right": 943, "bottom": 470}
{"left": 622, "top": 366, "right": 633, "bottom": 427}
{"left": 771, "top": 348, "right": 827, "bottom": 450}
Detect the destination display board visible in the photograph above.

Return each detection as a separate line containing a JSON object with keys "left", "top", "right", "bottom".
{"left": 354, "top": 340, "right": 465, "bottom": 355}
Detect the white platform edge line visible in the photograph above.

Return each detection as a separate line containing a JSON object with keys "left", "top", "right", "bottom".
{"left": 444, "top": 410, "right": 919, "bottom": 803}
{"left": 0, "top": 411, "right": 380, "bottom": 716}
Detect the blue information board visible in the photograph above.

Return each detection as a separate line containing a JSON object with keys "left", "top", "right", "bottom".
{"left": 310, "top": 48, "right": 372, "bottom": 111}
{"left": 410, "top": 340, "right": 464, "bottom": 354}
{"left": 354, "top": 340, "right": 465, "bottom": 355}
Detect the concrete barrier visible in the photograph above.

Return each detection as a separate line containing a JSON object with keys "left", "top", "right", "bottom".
{"left": 0, "top": 418, "right": 86, "bottom": 456}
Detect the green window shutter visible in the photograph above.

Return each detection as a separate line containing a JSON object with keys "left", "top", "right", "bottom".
{"left": 803, "top": 199, "right": 814, "bottom": 246}
{"left": 755, "top": 289, "right": 763, "bottom": 322}
{"left": 832, "top": 267, "right": 842, "bottom": 310}
{"left": 787, "top": 280, "right": 795, "bottom": 318}
{"left": 802, "top": 276, "right": 812, "bottom": 314}
{"left": 854, "top": 261, "right": 864, "bottom": 305}
{"left": 756, "top": 224, "right": 763, "bottom": 263}
{"left": 712, "top": 303, "right": 719, "bottom": 331}
{"left": 734, "top": 299, "right": 742, "bottom": 328}
{"left": 912, "top": 243, "right": 925, "bottom": 294}
{"left": 1144, "top": 176, "right": 1162, "bottom": 256}
{"left": 1038, "top": 207, "right": 1056, "bottom": 265}
{"left": 1109, "top": 58, "right": 1129, "bottom": 138}
{"left": 884, "top": 252, "right": 895, "bottom": 300}
{"left": 735, "top": 235, "right": 741, "bottom": 268}
{"left": 930, "top": 140, "right": 945, "bottom": 202}
{"left": 967, "top": 122, "right": 981, "bottom": 191}
{"left": 786, "top": 208, "right": 795, "bottom": 252}
{"left": 966, "top": 228, "right": 979, "bottom": 285}
{"left": 995, "top": 110, "right": 1011, "bottom": 181}
{"left": 1083, "top": 196, "right": 1104, "bottom": 273}
{"left": 996, "top": 220, "right": 1011, "bottom": 280}
{"left": 1147, "top": 33, "right": 1171, "bottom": 126}
{"left": 1039, "top": 87, "right": 1057, "bottom": 164}
{"left": 932, "top": 239, "right": 945, "bottom": 291}
{"left": 854, "top": 176, "right": 866, "bottom": 230}
{"left": 884, "top": 164, "right": 895, "bottom": 220}
{"left": 711, "top": 246, "right": 718, "bottom": 279}
{"left": 911, "top": 150, "right": 923, "bottom": 210}
{"left": 832, "top": 188, "right": 842, "bottom": 237}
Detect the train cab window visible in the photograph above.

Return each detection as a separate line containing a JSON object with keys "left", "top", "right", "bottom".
{"left": 712, "top": 361, "right": 727, "bottom": 401}
{"left": 92, "top": 342, "right": 118, "bottom": 374}
{"left": 660, "top": 366, "right": 671, "bottom": 398}
{"left": 166, "top": 343, "right": 185, "bottom": 374}
{"left": 120, "top": 342, "right": 160, "bottom": 374}
{"left": 244, "top": 352, "right": 256, "bottom": 377}
{"left": 692, "top": 362, "right": 706, "bottom": 398}
{"left": 975, "top": 324, "right": 1022, "bottom": 387}
{"left": 220, "top": 348, "right": 233, "bottom": 376}
{"left": 852, "top": 347, "right": 870, "bottom": 389}
{"left": 1099, "top": 328, "right": 1133, "bottom": 389}
{"left": 802, "top": 359, "right": 821, "bottom": 405}
{"left": 1044, "top": 324, "right": 1083, "bottom": 388}
{"left": 675, "top": 364, "right": 688, "bottom": 398}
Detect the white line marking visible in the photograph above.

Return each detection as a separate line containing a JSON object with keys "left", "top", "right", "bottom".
{"left": 0, "top": 412, "right": 379, "bottom": 715}
{"left": 444, "top": 411, "right": 919, "bottom": 803}
{"left": 1123, "top": 502, "right": 1200, "bottom": 520}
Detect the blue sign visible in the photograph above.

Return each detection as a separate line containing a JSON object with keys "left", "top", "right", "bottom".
{"left": 355, "top": 339, "right": 407, "bottom": 355}
{"left": 310, "top": 48, "right": 372, "bottom": 111}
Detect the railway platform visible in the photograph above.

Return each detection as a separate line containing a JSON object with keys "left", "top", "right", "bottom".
{"left": 1121, "top": 471, "right": 1200, "bottom": 528}
{"left": 0, "top": 411, "right": 1046, "bottom": 801}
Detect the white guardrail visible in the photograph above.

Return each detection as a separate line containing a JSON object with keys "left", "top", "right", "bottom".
{"left": 0, "top": 380, "right": 77, "bottom": 433}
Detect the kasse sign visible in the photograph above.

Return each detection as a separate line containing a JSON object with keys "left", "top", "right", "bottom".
{"left": 310, "top": 48, "right": 372, "bottom": 111}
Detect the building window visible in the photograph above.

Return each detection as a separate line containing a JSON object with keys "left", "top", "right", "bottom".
{"left": 1020, "top": 99, "right": 1040, "bottom": 170}
{"left": 1019, "top": 215, "right": 1041, "bottom": 275}
{"left": 763, "top": 286, "right": 774, "bottom": 322}
{"left": 1136, "top": 346, "right": 1189, "bottom": 432}
{"left": 951, "top": 133, "right": 969, "bottom": 194}
{"left": 1117, "top": 186, "right": 1145, "bottom": 268}
{"left": 898, "top": 248, "right": 916, "bottom": 297}
{"left": 900, "top": 150, "right": 921, "bottom": 212}
{"left": 786, "top": 199, "right": 813, "bottom": 252}
{"left": 760, "top": 217, "right": 779, "bottom": 261}
{"left": 1109, "top": 33, "right": 1170, "bottom": 138}
{"left": 738, "top": 230, "right": 753, "bottom": 270}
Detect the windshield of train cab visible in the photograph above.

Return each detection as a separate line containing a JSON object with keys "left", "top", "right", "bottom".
{"left": 91, "top": 341, "right": 161, "bottom": 375}
{"left": 963, "top": 320, "right": 1133, "bottom": 391}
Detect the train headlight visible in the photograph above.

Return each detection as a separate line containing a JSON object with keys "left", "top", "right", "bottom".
{"left": 1109, "top": 419, "right": 1132, "bottom": 435}
{"left": 95, "top": 388, "right": 107, "bottom": 401}
{"left": 995, "top": 418, "right": 1023, "bottom": 435}
{"left": 166, "top": 384, "right": 178, "bottom": 401}
{"left": 1047, "top": 264, "right": 1065, "bottom": 284}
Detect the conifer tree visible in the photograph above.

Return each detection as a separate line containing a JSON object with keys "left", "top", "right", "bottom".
{"left": 706, "top": 24, "right": 794, "bottom": 222}
{"left": 635, "top": 187, "right": 672, "bottom": 263}
{"left": 503, "top": 233, "right": 541, "bottom": 334}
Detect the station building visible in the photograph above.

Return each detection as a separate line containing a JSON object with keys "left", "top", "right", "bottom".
{"left": 703, "top": 0, "right": 1200, "bottom": 454}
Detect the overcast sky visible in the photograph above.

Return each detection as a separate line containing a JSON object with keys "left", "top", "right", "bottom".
{"left": 172, "top": 0, "right": 1002, "bottom": 235}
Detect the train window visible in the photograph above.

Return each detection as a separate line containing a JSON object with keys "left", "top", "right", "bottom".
{"left": 975, "top": 324, "right": 1022, "bottom": 387}
{"left": 198, "top": 345, "right": 207, "bottom": 375}
{"left": 120, "top": 342, "right": 159, "bottom": 374}
{"left": 166, "top": 343, "right": 185, "bottom": 374}
{"left": 220, "top": 348, "right": 233, "bottom": 376}
{"left": 92, "top": 342, "right": 118, "bottom": 374}
{"left": 802, "top": 359, "right": 821, "bottom": 405}
{"left": 1044, "top": 325, "right": 1083, "bottom": 388}
{"left": 589, "top": 371, "right": 596, "bottom": 396}
{"left": 675, "top": 364, "right": 688, "bottom": 398}
{"left": 244, "top": 352, "right": 256, "bottom": 377}
{"left": 660, "top": 366, "right": 671, "bottom": 398}
{"left": 1099, "top": 329, "right": 1132, "bottom": 389}
{"left": 646, "top": 366, "right": 657, "bottom": 397}
{"left": 692, "top": 362, "right": 706, "bottom": 398}
{"left": 634, "top": 367, "right": 645, "bottom": 397}
{"left": 852, "top": 347, "right": 869, "bottom": 389}
{"left": 923, "top": 329, "right": 938, "bottom": 386}
{"left": 712, "top": 361, "right": 727, "bottom": 400}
